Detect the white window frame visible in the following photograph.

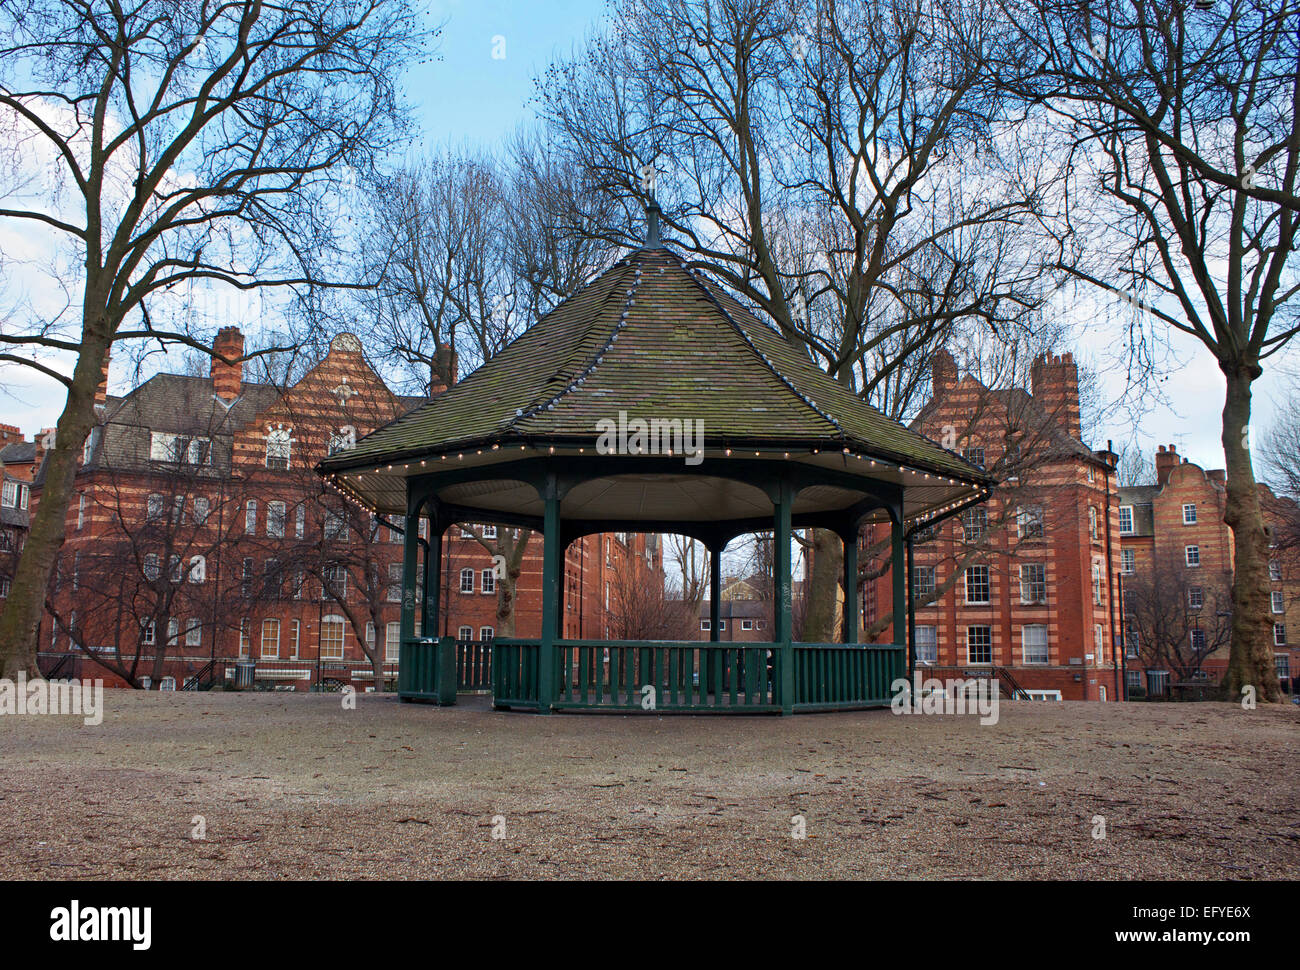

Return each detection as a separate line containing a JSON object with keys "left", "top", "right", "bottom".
{"left": 700, "top": 619, "right": 711, "bottom": 631}
{"left": 266, "top": 500, "right": 286, "bottom": 538}
{"left": 740, "top": 619, "right": 753, "bottom": 631}
{"left": 480, "top": 626, "right": 494, "bottom": 641}
{"left": 1182, "top": 503, "right": 1197, "bottom": 525}
{"left": 1120, "top": 549, "right": 1135, "bottom": 574}
{"left": 320, "top": 615, "right": 346, "bottom": 660}
{"left": 1118, "top": 505, "right": 1133, "bottom": 534}
{"left": 460, "top": 568, "right": 474, "bottom": 594}
{"left": 964, "top": 565, "right": 990, "bottom": 605}
{"left": 386, "top": 622, "right": 401, "bottom": 661}
{"left": 914, "top": 625, "right": 938, "bottom": 665}
{"left": 185, "top": 618, "right": 202, "bottom": 647}
{"left": 1271, "top": 591, "right": 1284, "bottom": 614}
{"left": 1019, "top": 562, "right": 1046, "bottom": 604}
{"left": 458, "top": 625, "right": 474, "bottom": 641}
{"left": 261, "top": 619, "right": 280, "bottom": 659}
{"left": 1269, "top": 560, "right": 1282, "bottom": 582}
{"left": 966, "top": 625, "right": 992, "bottom": 665}
{"left": 1274, "top": 623, "right": 1287, "bottom": 646}
{"left": 1185, "top": 545, "right": 1200, "bottom": 567}
{"left": 481, "top": 568, "right": 496, "bottom": 594}
{"left": 1188, "top": 585, "right": 1203, "bottom": 610}
{"left": 265, "top": 427, "right": 292, "bottom": 469}
{"left": 1022, "top": 624, "right": 1049, "bottom": 665}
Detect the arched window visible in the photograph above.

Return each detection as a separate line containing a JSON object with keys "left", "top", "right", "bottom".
{"left": 265, "top": 426, "right": 292, "bottom": 469}
{"left": 146, "top": 493, "right": 164, "bottom": 521}
{"left": 320, "top": 614, "right": 345, "bottom": 659}
{"left": 459, "top": 568, "right": 474, "bottom": 593}
{"left": 458, "top": 625, "right": 473, "bottom": 641}
{"left": 328, "top": 425, "right": 356, "bottom": 455}
{"left": 188, "top": 556, "right": 206, "bottom": 584}
{"left": 143, "top": 553, "right": 160, "bottom": 581}
{"left": 192, "top": 496, "right": 210, "bottom": 524}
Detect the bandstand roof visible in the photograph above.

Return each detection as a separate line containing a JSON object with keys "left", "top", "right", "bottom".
{"left": 319, "top": 231, "right": 992, "bottom": 530}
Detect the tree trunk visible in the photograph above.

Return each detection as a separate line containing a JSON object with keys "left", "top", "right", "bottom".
{"left": 0, "top": 331, "right": 111, "bottom": 679}
{"left": 496, "top": 572, "right": 517, "bottom": 637}
{"left": 371, "top": 651, "right": 388, "bottom": 692}
{"left": 1220, "top": 364, "right": 1282, "bottom": 702}
{"left": 801, "top": 528, "right": 842, "bottom": 642}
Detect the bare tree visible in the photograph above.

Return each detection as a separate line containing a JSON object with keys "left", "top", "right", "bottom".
{"left": 1124, "top": 549, "right": 1233, "bottom": 687}
{"left": 997, "top": 0, "right": 1300, "bottom": 699}
{"left": 535, "top": 0, "right": 1066, "bottom": 641}
{"left": 0, "top": 0, "right": 430, "bottom": 676}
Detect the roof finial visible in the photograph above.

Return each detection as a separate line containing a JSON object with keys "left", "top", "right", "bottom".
{"left": 644, "top": 201, "right": 662, "bottom": 248}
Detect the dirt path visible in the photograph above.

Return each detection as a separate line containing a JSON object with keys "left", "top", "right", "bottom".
{"left": 1, "top": 692, "right": 1296, "bottom": 879}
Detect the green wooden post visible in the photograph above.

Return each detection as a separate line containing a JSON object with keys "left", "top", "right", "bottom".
{"left": 399, "top": 489, "right": 422, "bottom": 644}
{"left": 774, "top": 480, "right": 794, "bottom": 714}
{"left": 537, "top": 474, "right": 561, "bottom": 713}
{"left": 422, "top": 507, "right": 441, "bottom": 639}
{"left": 906, "top": 535, "right": 916, "bottom": 682}
{"left": 709, "top": 538, "right": 722, "bottom": 643}
{"left": 842, "top": 525, "right": 859, "bottom": 644}
{"left": 891, "top": 507, "right": 906, "bottom": 688}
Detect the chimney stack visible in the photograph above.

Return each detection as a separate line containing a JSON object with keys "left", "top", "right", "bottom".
{"left": 1155, "top": 444, "right": 1179, "bottom": 485}
{"left": 1030, "top": 351, "right": 1081, "bottom": 440}
{"left": 429, "top": 345, "right": 458, "bottom": 396}
{"left": 930, "top": 349, "right": 957, "bottom": 398}
{"left": 211, "top": 327, "right": 244, "bottom": 401}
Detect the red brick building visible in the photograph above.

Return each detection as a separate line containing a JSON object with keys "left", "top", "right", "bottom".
{"left": 31, "top": 329, "right": 661, "bottom": 690}
{"left": 1118, "top": 444, "right": 1300, "bottom": 694}
{"left": 870, "top": 350, "right": 1123, "bottom": 701}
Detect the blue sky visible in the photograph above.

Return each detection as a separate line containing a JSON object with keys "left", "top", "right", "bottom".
{"left": 413, "top": 0, "right": 608, "bottom": 149}
{"left": 2, "top": 0, "right": 1292, "bottom": 478}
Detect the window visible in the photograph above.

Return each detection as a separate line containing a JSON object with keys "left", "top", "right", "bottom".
{"left": 964, "top": 565, "right": 990, "bottom": 604}
{"left": 961, "top": 507, "right": 987, "bottom": 543}
{"left": 295, "top": 504, "right": 306, "bottom": 538}
{"left": 1126, "top": 631, "right": 1139, "bottom": 659}
{"left": 1023, "top": 624, "right": 1048, "bottom": 665}
{"left": 1188, "top": 586, "right": 1203, "bottom": 610}
{"left": 482, "top": 568, "right": 496, "bottom": 594}
{"left": 171, "top": 494, "right": 185, "bottom": 524}
{"left": 1095, "top": 623, "right": 1105, "bottom": 659}
{"left": 1020, "top": 563, "right": 1046, "bottom": 604}
{"left": 146, "top": 493, "right": 164, "bottom": 521}
{"left": 1182, "top": 503, "right": 1197, "bottom": 525}
{"left": 240, "top": 558, "right": 254, "bottom": 597}
{"left": 245, "top": 499, "right": 257, "bottom": 534}
{"left": 1269, "top": 560, "right": 1282, "bottom": 582}
{"left": 1092, "top": 561, "right": 1103, "bottom": 605}
{"left": 166, "top": 617, "right": 180, "bottom": 646}
{"left": 1274, "top": 623, "right": 1287, "bottom": 646}
{"left": 320, "top": 616, "right": 345, "bottom": 659}
{"left": 387, "top": 564, "right": 402, "bottom": 602}
{"left": 962, "top": 445, "right": 985, "bottom": 468}
{"left": 1276, "top": 654, "right": 1291, "bottom": 682}
{"left": 1272, "top": 591, "right": 1284, "bottom": 614}
{"left": 912, "top": 565, "right": 936, "bottom": 601}
{"left": 1190, "top": 629, "right": 1207, "bottom": 652}
{"left": 185, "top": 618, "right": 202, "bottom": 647}
{"left": 966, "top": 625, "right": 992, "bottom": 664}
{"left": 1118, "top": 505, "right": 1134, "bottom": 534}
{"left": 237, "top": 618, "right": 249, "bottom": 658}
{"left": 1017, "top": 505, "right": 1044, "bottom": 540}
{"left": 1185, "top": 545, "right": 1200, "bottom": 567}
{"left": 193, "top": 496, "right": 210, "bottom": 524}
{"left": 1088, "top": 506, "right": 1098, "bottom": 541}
{"left": 1120, "top": 549, "right": 1135, "bottom": 574}
{"left": 386, "top": 622, "right": 401, "bottom": 661}
{"left": 263, "top": 559, "right": 282, "bottom": 599}
{"left": 324, "top": 563, "right": 347, "bottom": 597}
{"left": 460, "top": 568, "right": 474, "bottom": 594}
{"left": 1126, "top": 669, "right": 1143, "bottom": 689}
{"left": 324, "top": 510, "right": 347, "bottom": 541}
{"left": 328, "top": 426, "right": 356, "bottom": 455}
{"left": 483, "top": 525, "right": 497, "bottom": 539}
{"left": 740, "top": 619, "right": 753, "bottom": 631}
{"left": 480, "top": 626, "right": 495, "bottom": 641}
{"left": 265, "top": 427, "right": 292, "bottom": 469}
{"left": 261, "top": 619, "right": 280, "bottom": 659}
{"left": 365, "top": 623, "right": 376, "bottom": 649}
{"left": 915, "top": 625, "right": 937, "bottom": 664}
{"left": 150, "top": 432, "right": 210, "bottom": 464}
{"left": 289, "top": 620, "right": 300, "bottom": 659}
{"left": 458, "top": 626, "right": 474, "bottom": 641}
{"left": 77, "top": 493, "right": 86, "bottom": 530}
{"left": 701, "top": 620, "right": 711, "bottom": 631}
{"left": 169, "top": 554, "right": 182, "bottom": 583}
{"left": 143, "top": 554, "right": 160, "bottom": 581}
{"left": 2, "top": 480, "right": 28, "bottom": 509}
{"left": 267, "top": 501, "right": 286, "bottom": 538}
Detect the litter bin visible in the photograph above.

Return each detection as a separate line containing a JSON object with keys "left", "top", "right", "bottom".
{"left": 233, "top": 660, "right": 256, "bottom": 690}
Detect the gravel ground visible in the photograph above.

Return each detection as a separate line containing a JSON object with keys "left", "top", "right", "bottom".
{"left": 1, "top": 692, "right": 1296, "bottom": 880}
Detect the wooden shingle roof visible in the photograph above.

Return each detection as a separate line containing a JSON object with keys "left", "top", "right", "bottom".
{"left": 321, "top": 246, "right": 984, "bottom": 486}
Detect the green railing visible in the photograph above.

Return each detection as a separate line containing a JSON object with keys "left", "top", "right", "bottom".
{"left": 456, "top": 639, "right": 492, "bottom": 691}
{"left": 554, "top": 640, "right": 781, "bottom": 712}
{"left": 398, "top": 637, "right": 456, "bottom": 704}
{"left": 791, "top": 643, "right": 905, "bottom": 711}
{"left": 492, "top": 639, "right": 542, "bottom": 708}
{"left": 447, "top": 638, "right": 906, "bottom": 714}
